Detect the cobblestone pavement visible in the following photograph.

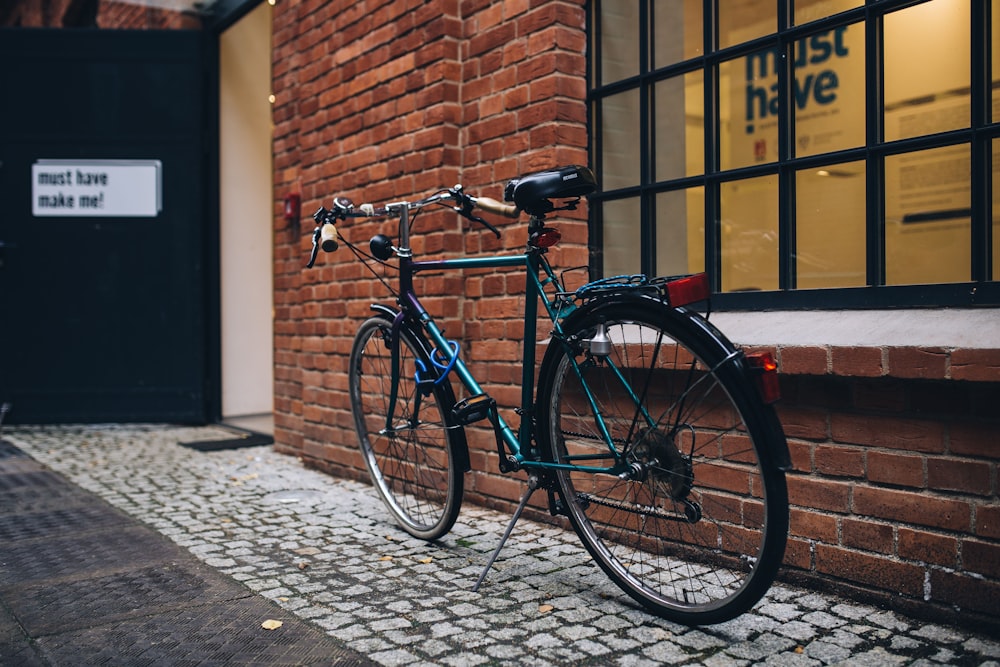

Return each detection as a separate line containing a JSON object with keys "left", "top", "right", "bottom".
{"left": 5, "top": 424, "right": 1000, "bottom": 666}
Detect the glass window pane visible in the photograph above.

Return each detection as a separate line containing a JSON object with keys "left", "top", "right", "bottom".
{"left": 794, "top": 23, "right": 865, "bottom": 157}
{"left": 600, "top": 3, "right": 639, "bottom": 84}
{"left": 602, "top": 197, "right": 642, "bottom": 275}
{"left": 718, "top": 0, "right": 776, "bottom": 49}
{"left": 884, "top": 0, "right": 971, "bottom": 142}
{"left": 885, "top": 145, "right": 971, "bottom": 285}
{"left": 655, "top": 71, "right": 705, "bottom": 179}
{"left": 794, "top": 0, "right": 863, "bottom": 25}
{"left": 720, "top": 175, "right": 779, "bottom": 291}
{"left": 721, "top": 52, "right": 779, "bottom": 170}
{"left": 656, "top": 187, "right": 705, "bottom": 276}
{"left": 601, "top": 89, "right": 641, "bottom": 190}
{"left": 796, "top": 161, "right": 867, "bottom": 288}
{"left": 653, "top": 0, "right": 703, "bottom": 68}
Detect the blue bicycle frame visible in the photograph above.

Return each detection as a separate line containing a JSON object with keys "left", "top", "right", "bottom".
{"left": 381, "top": 202, "right": 622, "bottom": 474}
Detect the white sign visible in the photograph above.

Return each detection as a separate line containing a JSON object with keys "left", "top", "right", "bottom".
{"left": 32, "top": 159, "right": 162, "bottom": 217}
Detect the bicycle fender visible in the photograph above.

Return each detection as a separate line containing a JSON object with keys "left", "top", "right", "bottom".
{"left": 542, "top": 293, "right": 792, "bottom": 470}
{"left": 369, "top": 303, "right": 399, "bottom": 321}
{"left": 366, "top": 304, "right": 472, "bottom": 473}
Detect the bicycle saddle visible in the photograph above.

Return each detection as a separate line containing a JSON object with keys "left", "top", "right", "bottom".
{"left": 504, "top": 165, "right": 597, "bottom": 216}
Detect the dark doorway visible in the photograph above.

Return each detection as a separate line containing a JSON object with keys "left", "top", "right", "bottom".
{"left": 0, "top": 29, "right": 212, "bottom": 423}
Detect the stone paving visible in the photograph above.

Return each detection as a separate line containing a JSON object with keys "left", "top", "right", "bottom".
{"left": 4, "top": 423, "right": 999, "bottom": 666}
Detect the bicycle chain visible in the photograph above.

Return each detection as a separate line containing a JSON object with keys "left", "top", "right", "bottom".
{"left": 560, "top": 429, "right": 628, "bottom": 445}
{"left": 576, "top": 492, "right": 686, "bottom": 522}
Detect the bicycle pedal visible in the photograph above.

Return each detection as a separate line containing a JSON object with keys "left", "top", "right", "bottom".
{"left": 451, "top": 394, "right": 495, "bottom": 425}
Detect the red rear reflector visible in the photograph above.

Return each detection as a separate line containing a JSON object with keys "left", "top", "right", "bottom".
{"left": 534, "top": 228, "right": 561, "bottom": 248}
{"left": 665, "top": 273, "right": 710, "bottom": 306}
{"left": 746, "top": 352, "right": 781, "bottom": 404}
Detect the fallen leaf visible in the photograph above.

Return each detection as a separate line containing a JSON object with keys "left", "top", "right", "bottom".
{"left": 261, "top": 619, "right": 283, "bottom": 630}
{"left": 795, "top": 646, "right": 804, "bottom": 654}
{"left": 538, "top": 604, "right": 554, "bottom": 614}
{"left": 293, "top": 547, "right": 321, "bottom": 556}
{"left": 379, "top": 555, "right": 393, "bottom": 561}
{"left": 419, "top": 557, "right": 433, "bottom": 564}
{"left": 297, "top": 562, "right": 310, "bottom": 570}
{"left": 278, "top": 597, "right": 289, "bottom": 602}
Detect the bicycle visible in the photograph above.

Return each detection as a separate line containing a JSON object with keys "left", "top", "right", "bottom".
{"left": 306, "top": 165, "right": 790, "bottom": 625}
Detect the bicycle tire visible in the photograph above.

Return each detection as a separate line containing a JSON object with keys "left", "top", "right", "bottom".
{"left": 349, "top": 314, "right": 464, "bottom": 540}
{"left": 536, "top": 295, "right": 788, "bottom": 625}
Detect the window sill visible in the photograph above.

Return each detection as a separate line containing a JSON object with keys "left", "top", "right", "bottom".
{"left": 712, "top": 309, "right": 1000, "bottom": 381}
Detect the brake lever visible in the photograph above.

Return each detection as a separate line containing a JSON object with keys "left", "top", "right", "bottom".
{"left": 306, "top": 225, "right": 322, "bottom": 268}
{"left": 451, "top": 187, "right": 501, "bottom": 239}
{"left": 469, "top": 212, "right": 501, "bottom": 239}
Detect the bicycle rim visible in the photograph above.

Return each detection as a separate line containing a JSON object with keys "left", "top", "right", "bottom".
{"left": 538, "top": 300, "right": 788, "bottom": 624}
{"left": 349, "top": 316, "right": 462, "bottom": 540}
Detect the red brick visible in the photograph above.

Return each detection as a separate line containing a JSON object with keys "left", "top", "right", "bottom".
{"left": 950, "top": 348, "right": 1000, "bottom": 382}
{"left": 779, "top": 346, "right": 829, "bottom": 375}
{"left": 786, "top": 439, "right": 813, "bottom": 474}
{"left": 831, "top": 346, "right": 884, "bottom": 377}
{"left": 783, "top": 536, "right": 813, "bottom": 569}
{"left": 853, "top": 485, "right": 971, "bottom": 532}
{"left": 976, "top": 504, "right": 1000, "bottom": 539}
{"left": 929, "top": 568, "right": 1000, "bottom": 616}
{"left": 776, "top": 406, "right": 829, "bottom": 442}
{"left": 866, "top": 450, "right": 925, "bottom": 488}
{"left": 927, "top": 458, "right": 992, "bottom": 496}
{"left": 814, "top": 444, "right": 865, "bottom": 478}
{"left": 948, "top": 421, "right": 998, "bottom": 458}
{"left": 886, "top": 347, "right": 949, "bottom": 379}
{"left": 789, "top": 507, "right": 839, "bottom": 542}
{"left": 830, "top": 413, "right": 945, "bottom": 453}
{"left": 898, "top": 527, "right": 958, "bottom": 567}
{"left": 842, "top": 517, "right": 894, "bottom": 554}
{"left": 815, "top": 544, "right": 924, "bottom": 597}
{"left": 787, "top": 475, "right": 851, "bottom": 513}
{"left": 961, "top": 539, "right": 1000, "bottom": 579}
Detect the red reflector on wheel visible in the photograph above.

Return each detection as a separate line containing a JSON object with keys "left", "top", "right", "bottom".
{"left": 665, "top": 273, "right": 710, "bottom": 307}
{"left": 746, "top": 352, "right": 781, "bottom": 404}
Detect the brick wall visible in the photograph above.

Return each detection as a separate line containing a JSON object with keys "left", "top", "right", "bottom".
{"left": 763, "top": 345, "right": 1000, "bottom": 626}
{"left": 272, "top": 0, "right": 590, "bottom": 484}
{"left": 272, "top": 0, "right": 998, "bottom": 630}
{"left": 96, "top": 2, "right": 199, "bottom": 30}
{"left": 1, "top": 0, "right": 197, "bottom": 28}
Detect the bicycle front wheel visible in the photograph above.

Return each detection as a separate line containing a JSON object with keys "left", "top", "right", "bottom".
{"left": 536, "top": 297, "right": 788, "bottom": 625}
{"left": 349, "top": 315, "right": 463, "bottom": 540}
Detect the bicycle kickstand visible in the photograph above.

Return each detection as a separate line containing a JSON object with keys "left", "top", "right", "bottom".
{"left": 472, "top": 473, "right": 541, "bottom": 592}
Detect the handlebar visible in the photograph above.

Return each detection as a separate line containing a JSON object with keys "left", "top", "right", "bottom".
{"left": 306, "top": 185, "right": 520, "bottom": 268}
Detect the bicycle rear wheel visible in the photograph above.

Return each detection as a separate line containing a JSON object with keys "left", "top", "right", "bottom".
{"left": 349, "top": 315, "right": 464, "bottom": 540}
{"left": 536, "top": 296, "right": 788, "bottom": 625}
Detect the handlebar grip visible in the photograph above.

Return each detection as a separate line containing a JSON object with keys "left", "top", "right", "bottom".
{"left": 474, "top": 196, "right": 520, "bottom": 218}
{"left": 320, "top": 223, "right": 339, "bottom": 252}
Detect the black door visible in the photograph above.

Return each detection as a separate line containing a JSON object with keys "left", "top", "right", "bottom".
{"left": 0, "top": 29, "right": 212, "bottom": 424}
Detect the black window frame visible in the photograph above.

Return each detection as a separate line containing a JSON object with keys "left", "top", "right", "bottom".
{"left": 587, "top": 0, "right": 1000, "bottom": 310}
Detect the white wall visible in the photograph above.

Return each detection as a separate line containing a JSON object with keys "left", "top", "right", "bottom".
{"left": 219, "top": 1, "right": 273, "bottom": 418}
